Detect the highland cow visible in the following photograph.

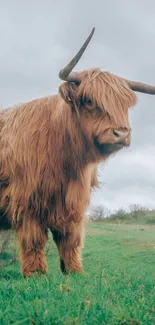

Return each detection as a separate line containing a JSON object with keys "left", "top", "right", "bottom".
{"left": 0, "top": 27, "right": 155, "bottom": 276}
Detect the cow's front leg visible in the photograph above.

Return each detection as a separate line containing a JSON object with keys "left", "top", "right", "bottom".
{"left": 17, "top": 217, "right": 48, "bottom": 277}
{"left": 52, "top": 220, "right": 84, "bottom": 274}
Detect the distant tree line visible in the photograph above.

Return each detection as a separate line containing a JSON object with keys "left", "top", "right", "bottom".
{"left": 89, "top": 204, "right": 155, "bottom": 223}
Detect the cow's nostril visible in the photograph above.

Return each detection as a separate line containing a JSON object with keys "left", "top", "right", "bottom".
{"left": 113, "top": 129, "right": 129, "bottom": 139}
{"left": 113, "top": 130, "right": 120, "bottom": 137}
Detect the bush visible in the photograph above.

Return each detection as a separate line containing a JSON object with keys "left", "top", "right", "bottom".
{"left": 0, "top": 230, "right": 13, "bottom": 255}
{"left": 107, "top": 208, "right": 130, "bottom": 222}
{"left": 129, "top": 204, "right": 149, "bottom": 219}
{"left": 89, "top": 205, "right": 106, "bottom": 221}
{"left": 146, "top": 216, "right": 155, "bottom": 224}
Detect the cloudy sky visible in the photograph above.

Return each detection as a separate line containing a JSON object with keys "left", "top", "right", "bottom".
{"left": 0, "top": 0, "right": 155, "bottom": 213}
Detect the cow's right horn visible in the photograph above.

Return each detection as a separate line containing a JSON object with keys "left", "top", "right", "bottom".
{"left": 124, "top": 79, "right": 155, "bottom": 95}
{"left": 59, "top": 27, "right": 95, "bottom": 83}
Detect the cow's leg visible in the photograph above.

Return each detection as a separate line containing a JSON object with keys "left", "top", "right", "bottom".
{"left": 17, "top": 218, "right": 48, "bottom": 277}
{"left": 52, "top": 220, "right": 84, "bottom": 274}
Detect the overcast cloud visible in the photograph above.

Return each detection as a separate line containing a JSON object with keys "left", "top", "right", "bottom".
{"left": 0, "top": 0, "right": 155, "bottom": 213}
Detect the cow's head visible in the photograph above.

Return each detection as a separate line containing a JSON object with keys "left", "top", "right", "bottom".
{"left": 58, "top": 28, "right": 155, "bottom": 159}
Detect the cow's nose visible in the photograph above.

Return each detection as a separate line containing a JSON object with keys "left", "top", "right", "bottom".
{"left": 113, "top": 129, "right": 130, "bottom": 145}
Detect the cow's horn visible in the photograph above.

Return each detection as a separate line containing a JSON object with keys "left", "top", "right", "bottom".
{"left": 59, "top": 27, "right": 95, "bottom": 83}
{"left": 125, "top": 79, "right": 155, "bottom": 95}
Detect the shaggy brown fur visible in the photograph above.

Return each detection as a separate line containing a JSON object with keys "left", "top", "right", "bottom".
{"left": 0, "top": 69, "right": 137, "bottom": 276}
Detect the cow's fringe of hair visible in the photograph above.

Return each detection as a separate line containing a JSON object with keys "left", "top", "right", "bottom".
{"left": 78, "top": 69, "right": 137, "bottom": 124}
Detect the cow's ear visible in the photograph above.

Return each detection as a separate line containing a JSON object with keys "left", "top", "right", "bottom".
{"left": 59, "top": 82, "right": 78, "bottom": 106}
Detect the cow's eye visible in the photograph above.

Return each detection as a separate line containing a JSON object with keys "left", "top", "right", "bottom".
{"left": 80, "top": 96, "right": 93, "bottom": 107}
{"left": 86, "top": 98, "right": 92, "bottom": 105}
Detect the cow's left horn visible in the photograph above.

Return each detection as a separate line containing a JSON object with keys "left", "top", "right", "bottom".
{"left": 125, "top": 79, "right": 155, "bottom": 95}
{"left": 59, "top": 27, "right": 95, "bottom": 83}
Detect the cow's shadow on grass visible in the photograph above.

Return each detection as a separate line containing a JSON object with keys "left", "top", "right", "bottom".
{"left": 0, "top": 252, "right": 21, "bottom": 280}
{"left": 0, "top": 252, "right": 14, "bottom": 261}
{"left": 0, "top": 269, "right": 21, "bottom": 280}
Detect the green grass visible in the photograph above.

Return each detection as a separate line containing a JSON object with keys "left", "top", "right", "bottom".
{"left": 0, "top": 223, "right": 155, "bottom": 324}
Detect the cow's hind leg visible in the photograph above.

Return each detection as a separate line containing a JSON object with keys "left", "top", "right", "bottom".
{"left": 52, "top": 220, "right": 84, "bottom": 274}
{"left": 17, "top": 217, "right": 48, "bottom": 277}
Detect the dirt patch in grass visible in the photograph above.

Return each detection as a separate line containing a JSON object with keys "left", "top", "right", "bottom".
{"left": 86, "top": 230, "right": 108, "bottom": 236}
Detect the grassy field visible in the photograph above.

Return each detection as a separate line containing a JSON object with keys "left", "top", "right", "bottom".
{"left": 0, "top": 222, "right": 155, "bottom": 325}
